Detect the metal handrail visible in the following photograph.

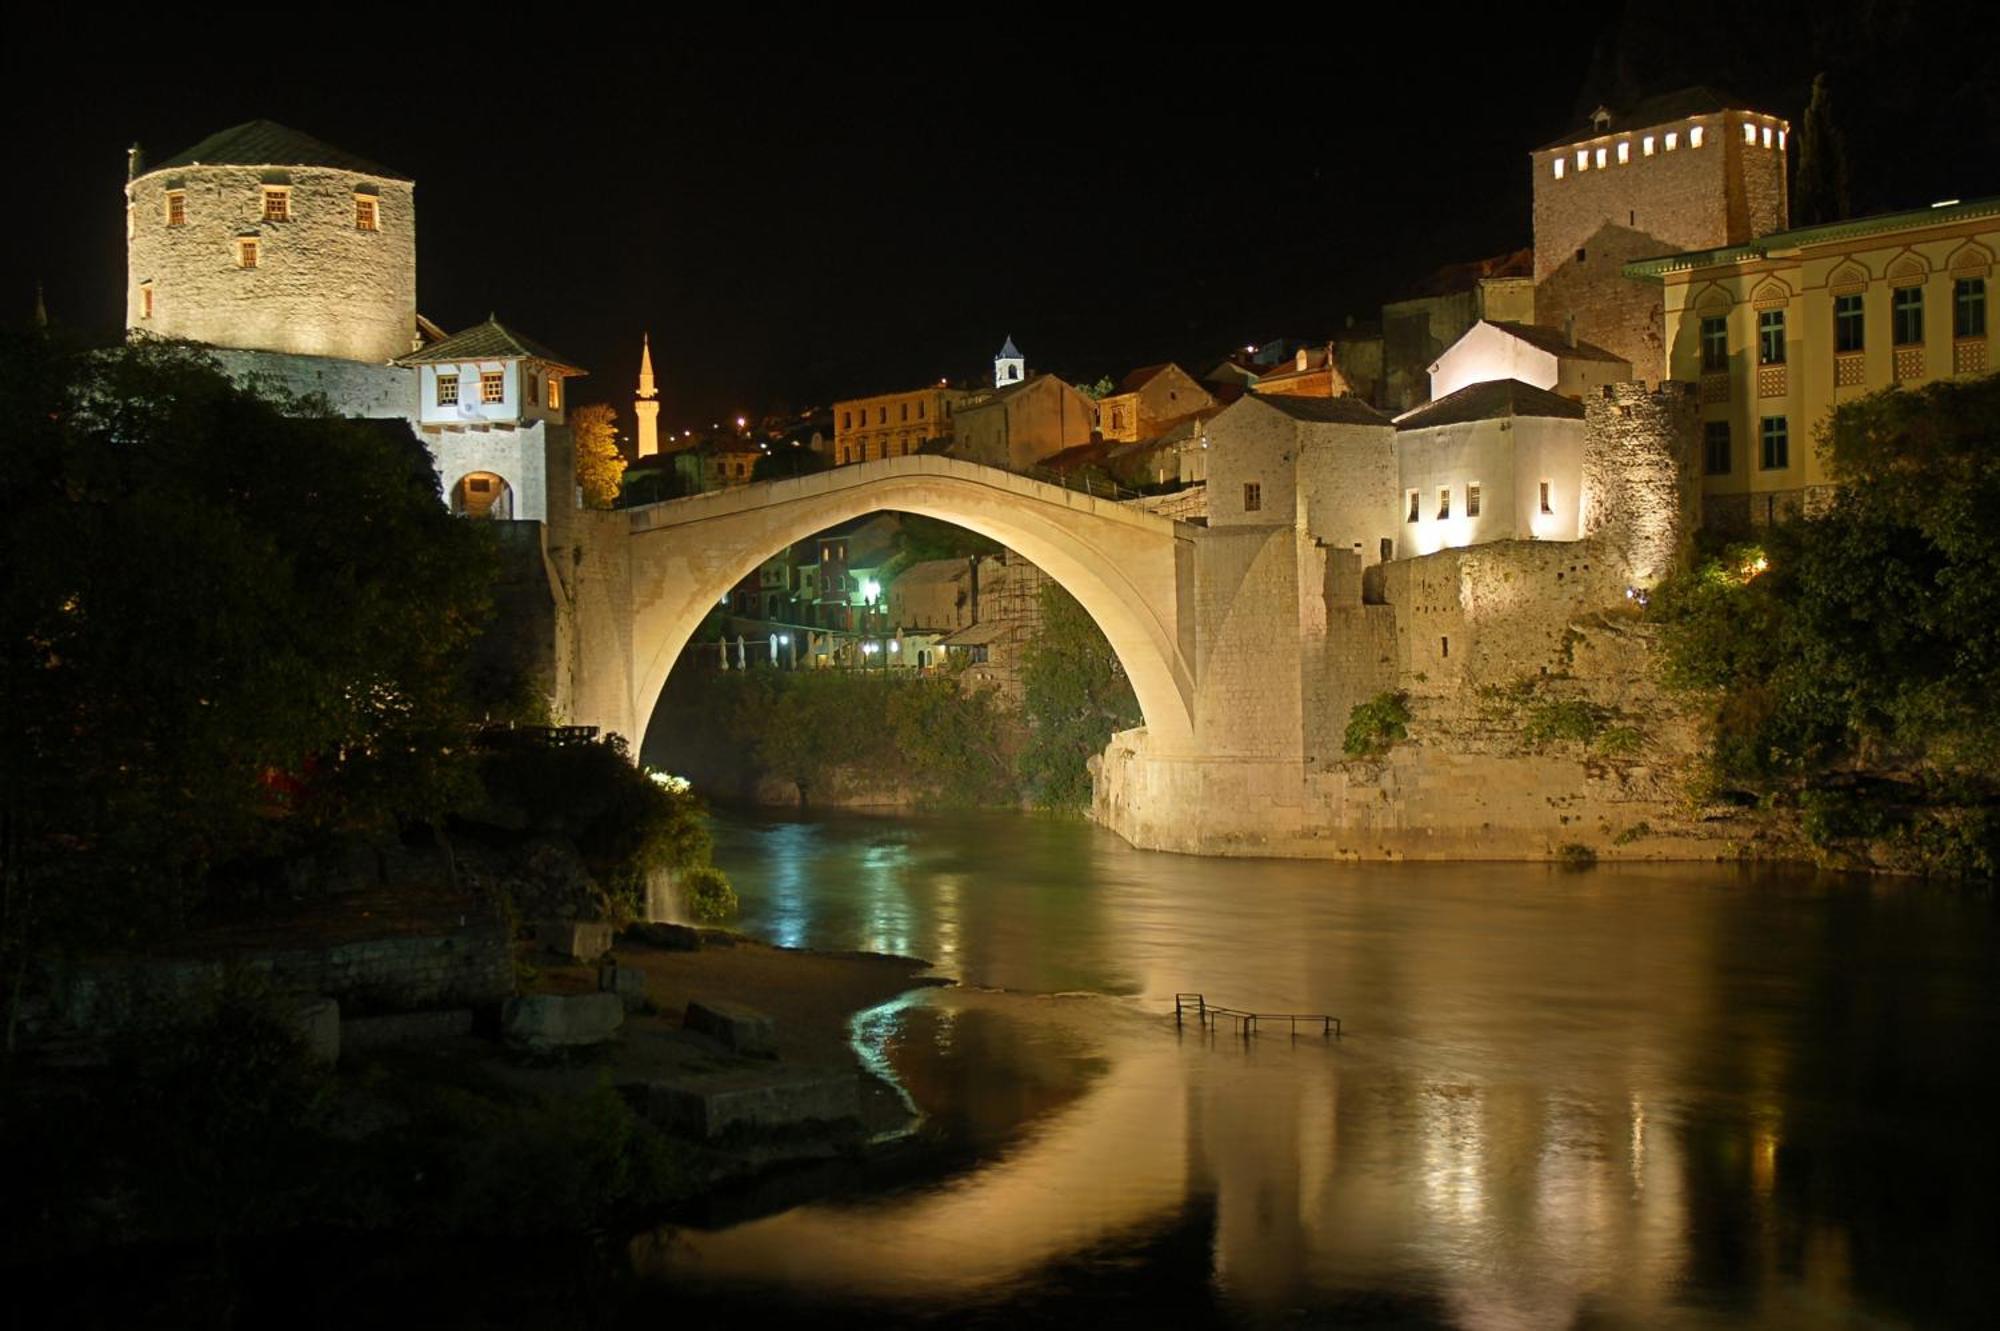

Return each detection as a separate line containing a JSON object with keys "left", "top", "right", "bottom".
{"left": 1175, "top": 992, "right": 1340, "bottom": 1040}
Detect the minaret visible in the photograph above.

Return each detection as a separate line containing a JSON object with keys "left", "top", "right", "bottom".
{"left": 635, "top": 333, "right": 660, "bottom": 458}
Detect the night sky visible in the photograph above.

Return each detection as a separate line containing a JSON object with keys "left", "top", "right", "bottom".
{"left": 8, "top": 6, "right": 1993, "bottom": 431}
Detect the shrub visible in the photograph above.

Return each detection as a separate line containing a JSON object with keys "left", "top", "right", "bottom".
{"left": 1343, "top": 692, "right": 1411, "bottom": 758}
{"left": 1595, "top": 725, "right": 1644, "bottom": 756}
{"left": 1522, "top": 699, "right": 1606, "bottom": 746}
{"left": 1555, "top": 842, "right": 1598, "bottom": 868}
{"left": 680, "top": 865, "right": 738, "bottom": 923}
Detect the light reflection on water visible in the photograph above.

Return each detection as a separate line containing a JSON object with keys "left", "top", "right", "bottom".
{"left": 650, "top": 807, "right": 1999, "bottom": 1328}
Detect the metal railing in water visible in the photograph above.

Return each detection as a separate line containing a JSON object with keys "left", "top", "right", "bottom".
{"left": 1175, "top": 992, "right": 1340, "bottom": 1041}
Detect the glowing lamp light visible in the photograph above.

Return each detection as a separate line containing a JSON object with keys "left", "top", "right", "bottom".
{"left": 859, "top": 578, "right": 881, "bottom": 603}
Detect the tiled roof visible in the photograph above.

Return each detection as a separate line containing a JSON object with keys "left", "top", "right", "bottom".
{"left": 397, "top": 317, "right": 585, "bottom": 373}
{"left": 1118, "top": 362, "right": 1174, "bottom": 393}
{"left": 149, "top": 119, "right": 407, "bottom": 180}
{"left": 1249, "top": 395, "right": 1394, "bottom": 426}
{"left": 1483, "top": 321, "right": 1628, "bottom": 364}
{"left": 997, "top": 335, "right": 1023, "bottom": 360}
{"left": 1538, "top": 86, "right": 1757, "bottom": 150}
{"left": 1395, "top": 379, "right": 1584, "bottom": 430}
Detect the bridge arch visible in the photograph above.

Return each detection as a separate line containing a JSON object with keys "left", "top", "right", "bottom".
{"left": 614, "top": 455, "right": 1196, "bottom": 757}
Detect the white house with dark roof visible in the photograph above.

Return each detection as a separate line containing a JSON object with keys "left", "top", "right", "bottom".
{"left": 1427, "top": 319, "right": 1631, "bottom": 401}
{"left": 1394, "top": 379, "right": 1589, "bottom": 554}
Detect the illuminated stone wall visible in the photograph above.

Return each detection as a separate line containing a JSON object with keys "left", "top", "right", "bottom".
{"left": 127, "top": 163, "right": 416, "bottom": 363}
{"left": 1579, "top": 382, "right": 1699, "bottom": 588}
{"left": 208, "top": 347, "right": 414, "bottom": 418}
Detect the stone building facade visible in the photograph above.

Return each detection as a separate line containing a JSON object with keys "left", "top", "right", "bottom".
{"left": 126, "top": 120, "right": 417, "bottom": 364}
{"left": 1626, "top": 197, "right": 2000, "bottom": 526}
{"left": 949, "top": 374, "right": 1097, "bottom": 471}
{"left": 1530, "top": 88, "right": 1790, "bottom": 378}
{"left": 1094, "top": 362, "right": 1215, "bottom": 442}
{"left": 832, "top": 384, "right": 969, "bottom": 465}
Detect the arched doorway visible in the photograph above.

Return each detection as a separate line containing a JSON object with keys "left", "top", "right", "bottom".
{"left": 452, "top": 471, "right": 514, "bottom": 519}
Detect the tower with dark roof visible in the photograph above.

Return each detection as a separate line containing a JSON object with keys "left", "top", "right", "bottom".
{"left": 124, "top": 119, "right": 417, "bottom": 362}
{"left": 994, "top": 335, "right": 1025, "bottom": 387}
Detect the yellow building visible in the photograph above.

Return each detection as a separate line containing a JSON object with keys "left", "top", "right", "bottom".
{"left": 1627, "top": 197, "right": 1997, "bottom": 526}
{"left": 832, "top": 385, "right": 970, "bottom": 465}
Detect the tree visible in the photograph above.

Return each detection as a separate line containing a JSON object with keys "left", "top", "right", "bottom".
{"left": 571, "top": 402, "right": 626, "bottom": 509}
{"left": 1792, "top": 73, "right": 1852, "bottom": 227}
{"left": 1076, "top": 375, "right": 1116, "bottom": 401}
{"left": 1020, "top": 584, "right": 1140, "bottom": 811}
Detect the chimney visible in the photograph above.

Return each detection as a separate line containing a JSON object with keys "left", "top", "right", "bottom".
{"left": 1564, "top": 313, "right": 1577, "bottom": 348}
{"left": 127, "top": 144, "right": 143, "bottom": 182}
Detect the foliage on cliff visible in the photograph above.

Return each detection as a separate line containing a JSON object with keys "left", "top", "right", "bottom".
{"left": 1021, "top": 584, "right": 1142, "bottom": 810}
{"left": 0, "top": 333, "right": 515, "bottom": 968}
{"left": 1343, "top": 691, "right": 1411, "bottom": 758}
{"left": 570, "top": 402, "right": 627, "bottom": 509}
{"left": 1652, "top": 376, "right": 2000, "bottom": 874}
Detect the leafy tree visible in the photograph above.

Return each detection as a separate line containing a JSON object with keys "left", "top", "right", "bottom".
{"left": 886, "top": 672, "right": 1016, "bottom": 807}
{"left": 893, "top": 513, "right": 1000, "bottom": 566}
{"left": 1020, "top": 584, "right": 1140, "bottom": 810}
{"left": 1076, "top": 375, "right": 1116, "bottom": 401}
{"left": 0, "top": 333, "right": 505, "bottom": 1011}
{"left": 751, "top": 444, "right": 833, "bottom": 482}
{"left": 1793, "top": 73, "right": 1852, "bottom": 227}
{"left": 571, "top": 402, "right": 627, "bottom": 509}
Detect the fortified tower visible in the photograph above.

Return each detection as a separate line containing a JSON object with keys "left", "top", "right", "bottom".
{"left": 1579, "top": 380, "right": 1700, "bottom": 588}
{"left": 125, "top": 119, "right": 417, "bottom": 363}
{"left": 1531, "top": 88, "right": 1789, "bottom": 380}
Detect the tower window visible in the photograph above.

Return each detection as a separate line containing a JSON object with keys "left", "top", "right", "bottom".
{"left": 1642, "top": 135, "right": 1655, "bottom": 156}
{"left": 436, "top": 373, "right": 459, "bottom": 405}
{"left": 165, "top": 190, "right": 186, "bottom": 226}
{"left": 1617, "top": 140, "right": 1630, "bottom": 164}
{"left": 1758, "top": 309, "right": 1786, "bottom": 365}
{"left": 1744, "top": 122, "right": 1758, "bottom": 145}
{"left": 1760, "top": 416, "right": 1790, "bottom": 470}
{"left": 1664, "top": 130, "right": 1679, "bottom": 151}
{"left": 1956, "top": 278, "right": 1988, "bottom": 338}
{"left": 1689, "top": 125, "right": 1705, "bottom": 148}
{"left": 1893, "top": 287, "right": 1925, "bottom": 346}
{"left": 139, "top": 282, "right": 153, "bottom": 319}
{"left": 1594, "top": 147, "right": 1607, "bottom": 169}
{"left": 1576, "top": 149, "right": 1587, "bottom": 172}
{"left": 1778, "top": 129, "right": 1787, "bottom": 150}
{"left": 1553, "top": 157, "right": 1565, "bottom": 179}
{"left": 355, "top": 195, "right": 378, "bottom": 231}
{"left": 1834, "top": 294, "right": 1865, "bottom": 353}
{"left": 262, "top": 188, "right": 290, "bottom": 222}
{"left": 1762, "top": 125, "right": 1773, "bottom": 149}
{"left": 236, "top": 238, "right": 259, "bottom": 269}
{"left": 1243, "top": 482, "right": 1261, "bottom": 513}
{"left": 1704, "top": 421, "right": 1731, "bottom": 475}
{"left": 480, "top": 370, "right": 505, "bottom": 404}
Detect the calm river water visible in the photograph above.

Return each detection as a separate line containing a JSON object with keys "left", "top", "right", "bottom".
{"left": 639, "top": 808, "right": 1998, "bottom": 1329}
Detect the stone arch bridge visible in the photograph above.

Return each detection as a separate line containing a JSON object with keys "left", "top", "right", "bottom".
{"left": 561, "top": 454, "right": 1217, "bottom": 758}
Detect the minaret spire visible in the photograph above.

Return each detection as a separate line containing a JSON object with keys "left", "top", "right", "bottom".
{"left": 635, "top": 333, "right": 660, "bottom": 458}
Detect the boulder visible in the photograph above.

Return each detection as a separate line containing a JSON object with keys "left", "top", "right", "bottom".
{"left": 292, "top": 996, "right": 341, "bottom": 1065}
{"left": 682, "top": 998, "right": 776, "bottom": 1057}
{"left": 597, "top": 961, "right": 648, "bottom": 1012}
{"left": 637, "top": 1066, "right": 861, "bottom": 1139}
{"left": 502, "top": 992, "right": 624, "bottom": 1051}
{"left": 341, "top": 1008, "right": 474, "bottom": 1054}
{"left": 537, "top": 919, "right": 613, "bottom": 964}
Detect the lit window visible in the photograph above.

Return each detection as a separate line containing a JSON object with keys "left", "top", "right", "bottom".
{"left": 1595, "top": 147, "right": 1607, "bottom": 169}
{"left": 1553, "top": 157, "right": 1565, "bottom": 179}
{"left": 1406, "top": 490, "right": 1420, "bottom": 523}
{"left": 1243, "top": 482, "right": 1262, "bottom": 513}
{"left": 165, "top": 190, "right": 186, "bottom": 226}
{"left": 1700, "top": 316, "right": 1729, "bottom": 372}
{"left": 1539, "top": 481, "right": 1553, "bottom": 515}
{"left": 547, "top": 375, "right": 562, "bottom": 409}
{"left": 140, "top": 282, "right": 153, "bottom": 319}
{"left": 1758, "top": 309, "right": 1786, "bottom": 365}
{"left": 1704, "top": 421, "right": 1731, "bottom": 475}
{"left": 1664, "top": 131, "right": 1679, "bottom": 151}
{"left": 1834, "top": 294, "right": 1865, "bottom": 353}
{"left": 1778, "top": 129, "right": 1787, "bottom": 151}
{"left": 1760, "top": 416, "right": 1789, "bottom": 470}
{"left": 1762, "top": 126, "right": 1773, "bottom": 149}
{"left": 437, "top": 373, "right": 459, "bottom": 406}
{"left": 1893, "top": 287, "right": 1925, "bottom": 345}
{"left": 1642, "top": 135, "right": 1655, "bottom": 156}
{"left": 236, "top": 238, "right": 259, "bottom": 268}
{"left": 480, "top": 370, "right": 505, "bottom": 404}
{"left": 262, "top": 188, "right": 290, "bottom": 222}
{"left": 1744, "top": 122, "right": 1759, "bottom": 145}
{"left": 355, "top": 195, "right": 378, "bottom": 231}
{"left": 1617, "top": 140, "right": 1630, "bottom": 164}
{"left": 1466, "top": 483, "right": 1481, "bottom": 517}
{"left": 1956, "top": 278, "right": 1988, "bottom": 338}
{"left": 1436, "top": 487, "right": 1451, "bottom": 520}
{"left": 1689, "top": 125, "right": 1705, "bottom": 148}
{"left": 1576, "top": 149, "right": 1588, "bottom": 172}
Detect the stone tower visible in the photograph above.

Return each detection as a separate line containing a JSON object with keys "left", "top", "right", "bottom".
{"left": 1530, "top": 88, "right": 1789, "bottom": 380}
{"left": 125, "top": 119, "right": 417, "bottom": 363}
{"left": 635, "top": 333, "right": 660, "bottom": 458}
{"left": 994, "top": 335, "right": 1025, "bottom": 387}
{"left": 1580, "top": 380, "right": 1700, "bottom": 588}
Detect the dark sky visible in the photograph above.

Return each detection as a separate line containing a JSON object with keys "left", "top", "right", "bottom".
{"left": 7, "top": 6, "right": 1992, "bottom": 431}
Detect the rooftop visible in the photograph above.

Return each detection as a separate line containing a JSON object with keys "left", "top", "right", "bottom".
{"left": 147, "top": 119, "right": 408, "bottom": 180}
{"left": 1623, "top": 196, "right": 2000, "bottom": 280}
{"left": 1247, "top": 394, "right": 1394, "bottom": 427}
{"left": 1481, "top": 320, "right": 1628, "bottom": 364}
{"left": 398, "top": 317, "right": 586, "bottom": 373}
{"left": 1394, "top": 379, "right": 1584, "bottom": 431}
{"left": 1537, "top": 86, "right": 1770, "bottom": 151}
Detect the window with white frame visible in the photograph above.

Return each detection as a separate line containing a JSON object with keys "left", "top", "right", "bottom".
{"left": 480, "top": 370, "right": 504, "bottom": 404}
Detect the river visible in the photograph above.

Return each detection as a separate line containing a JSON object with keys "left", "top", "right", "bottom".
{"left": 638, "top": 807, "right": 1998, "bottom": 1329}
